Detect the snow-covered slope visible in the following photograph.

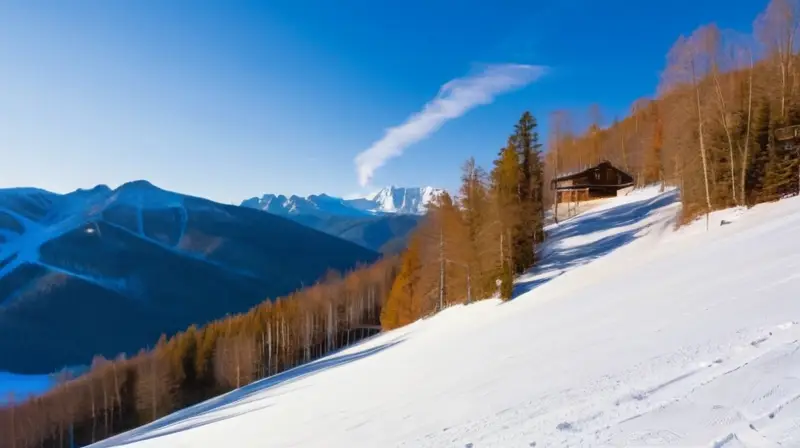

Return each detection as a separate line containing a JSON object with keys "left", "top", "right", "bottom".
{"left": 241, "top": 186, "right": 443, "bottom": 217}
{"left": 0, "top": 182, "right": 378, "bottom": 373}
{"left": 92, "top": 187, "right": 800, "bottom": 447}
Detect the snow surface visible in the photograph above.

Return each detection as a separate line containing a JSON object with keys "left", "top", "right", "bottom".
{"left": 0, "top": 182, "right": 192, "bottom": 289}
{"left": 92, "top": 187, "right": 800, "bottom": 447}
{"left": 0, "top": 181, "right": 249, "bottom": 307}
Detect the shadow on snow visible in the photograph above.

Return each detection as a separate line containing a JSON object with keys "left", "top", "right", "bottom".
{"left": 513, "top": 190, "right": 678, "bottom": 298}
{"left": 91, "top": 339, "right": 403, "bottom": 447}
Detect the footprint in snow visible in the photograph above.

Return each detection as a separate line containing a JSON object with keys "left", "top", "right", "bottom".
{"left": 557, "top": 421, "right": 575, "bottom": 432}
{"left": 750, "top": 335, "right": 770, "bottom": 347}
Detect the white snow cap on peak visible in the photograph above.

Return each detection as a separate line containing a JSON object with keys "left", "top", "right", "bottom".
{"left": 366, "top": 186, "right": 444, "bottom": 215}
{"left": 241, "top": 186, "right": 444, "bottom": 216}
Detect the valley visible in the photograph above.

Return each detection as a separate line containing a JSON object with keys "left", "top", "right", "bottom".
{"left": 0, "top": 181, "right": 378, "bottom": 373}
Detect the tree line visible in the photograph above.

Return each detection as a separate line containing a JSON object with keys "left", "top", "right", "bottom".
{"left": 0, "top": 110, "right": 549, "bottom": 448}
{"left": 544, "top": 0, "right": 800, "bottom": 224}
{"left": 0, "top": 258, "right": 398, "bottom": 448}
{"left": 6, "top": 0, "right": 800, "bottom": 444}
{"left": 381, "top": 111, "right": 546, "bottom": 329}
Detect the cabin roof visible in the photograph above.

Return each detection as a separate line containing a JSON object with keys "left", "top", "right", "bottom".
{"left": 553, "top": 161, "right": 632, "bottom": 183}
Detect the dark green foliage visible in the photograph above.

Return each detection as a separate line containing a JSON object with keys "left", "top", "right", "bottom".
{"left": 511, "top": 111, "right": 546, "bottom": 273}
{"left": 743, "top": 99, "right": 773, "bottom": 204}
{"left": 739, "top": 98, "right": 800, "bottom": 204}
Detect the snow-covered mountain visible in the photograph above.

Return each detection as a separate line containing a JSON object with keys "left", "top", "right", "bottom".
{"left": 241, "top": 193, "right": 369, "bottom": 218}
{"left": 351, "top": 186, "right": 443, "bottom": 215}
{"left": 241, "top": 186, "right": 443, "bottom": 217}
{"left": 94, "top": 188, "right": 800, "bottom": 447}
{"left": 0, "top": 181, "right": 378, "bottom": 373}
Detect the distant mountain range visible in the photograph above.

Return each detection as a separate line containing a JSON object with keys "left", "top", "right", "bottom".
{"left": 241, "top": 186, "right": 442, "bottom": 253}
{"left": 0, "top": 181, "right": 378, "bottom": 373}
{"left": 241, "top": 186, "right": 442, "bottom": 217}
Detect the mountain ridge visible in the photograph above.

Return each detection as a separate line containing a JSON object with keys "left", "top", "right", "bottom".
{"left": 240, "top": 186, "right": 440, "bottom": 252}
{"left": 241, "top": 186, "right": 443, "bottom": 217}
{"left": 0, "top": 181, "right": 378, "bottom": 373}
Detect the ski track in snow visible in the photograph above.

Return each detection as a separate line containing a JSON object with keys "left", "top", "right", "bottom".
{"left": 90, "top": 187, "right": 800, "bottom": 448}
{"left": 0, "top": 187, "right": 247, "bottom": 306}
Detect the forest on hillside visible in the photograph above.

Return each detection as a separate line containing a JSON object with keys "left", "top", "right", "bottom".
{"left": 4, "top": 0, "right": 800, "bottom": 447}
{"left": 544, "top": 0, "right": 800, "bottom": 224}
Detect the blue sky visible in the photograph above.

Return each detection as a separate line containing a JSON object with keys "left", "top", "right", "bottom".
{"left": 0, "top": 0, "right": 765, "bottom": 203}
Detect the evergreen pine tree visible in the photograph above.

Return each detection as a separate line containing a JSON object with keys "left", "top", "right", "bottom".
{"left": 512, "top": 112, "right": 544, "bottom": 270}
{"left": 746, "top": 99, "right": 773, "bottom": 203}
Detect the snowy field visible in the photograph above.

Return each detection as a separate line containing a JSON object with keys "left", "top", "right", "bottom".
{"left": 92, "top": 187, "right": 800, "bottom": 447}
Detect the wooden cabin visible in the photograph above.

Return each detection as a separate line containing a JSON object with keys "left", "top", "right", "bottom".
{"left": 552, "top": 161, "right": 634, "bottom": 203}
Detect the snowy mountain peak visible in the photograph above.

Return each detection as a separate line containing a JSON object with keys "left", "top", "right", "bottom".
{"left": 366, "top": 186, "right": 443, "bottom": 215}
{"left": 240, "top": 186, "right": 443, "bottom": 217}
{"left": 119, "top": 179, "right": 155, "bottom": 190}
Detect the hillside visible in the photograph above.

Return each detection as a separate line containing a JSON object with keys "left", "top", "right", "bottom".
{"left": 290, "top": 214, "right": 421, "bottom": 253}
{"left": 0, "top": 182, "right": 378, "bottom": 374}
{"left": 92, "top": 188, "right": 800, "bottom": 447}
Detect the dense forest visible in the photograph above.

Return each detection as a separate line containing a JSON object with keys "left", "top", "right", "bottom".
{"left": 0, "top": 258, "right": 398, "bottom": 448}
{"left": 544, "top": 0, "right": 800, "bottom": 224}
{"left": 381, "top": 111, "right": 546, "bottom": 329}
{"left": 4, "top": 0, "right": 800, "bottom": 446}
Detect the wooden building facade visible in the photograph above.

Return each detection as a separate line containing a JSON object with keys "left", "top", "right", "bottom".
{"left": 552, "top": 161, "right": 634, "bottom": 203}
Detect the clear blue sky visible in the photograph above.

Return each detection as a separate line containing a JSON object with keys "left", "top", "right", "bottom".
{"left": 0, "top": 0, "right": 765, "bottom": 203}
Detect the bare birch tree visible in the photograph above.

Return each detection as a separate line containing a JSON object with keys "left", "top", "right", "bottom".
{"left": 755, "top": 0, "right": 800, "bottom": 120}
{"left": 663, "top": 31, "right": 715, "bottom": 226}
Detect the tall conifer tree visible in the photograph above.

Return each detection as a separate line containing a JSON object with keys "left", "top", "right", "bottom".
{"left": 512, "top": 112, "right": 545, "bottom": 270}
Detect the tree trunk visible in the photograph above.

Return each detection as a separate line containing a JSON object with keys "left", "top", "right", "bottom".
{"left": 151, "top": 357, "right": 157, "bottom": 421}
{"left": 266, "top": 321, "right": 272, "bottom": 377}
{"left": 9, "top": 394, "right": 15, "bottom": 448}
{"left": 713, "top": 70, "right": 738, "bottom": 204}
{"left": 102, "top": 378, "right": 109, "bottom": 437}
{"left": 90, "top": 380, "right": 96, "bottom": 443}
{"left": 741, "top": 54, "right": 754, "bottom": 204}
{"left": 622, "top": 130, "right": 629, "bottom": 172}
{"left": 693, "top": 60, "right": 713, "bottom": 226}
{"left": 112, "top": 363, "right": 121, "bottom": 424}
{"left": 782, "top": 58, "right": 788, "bottom": 119}
{"left": 438, "top": 227, "right": 445, "bottom": 311}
